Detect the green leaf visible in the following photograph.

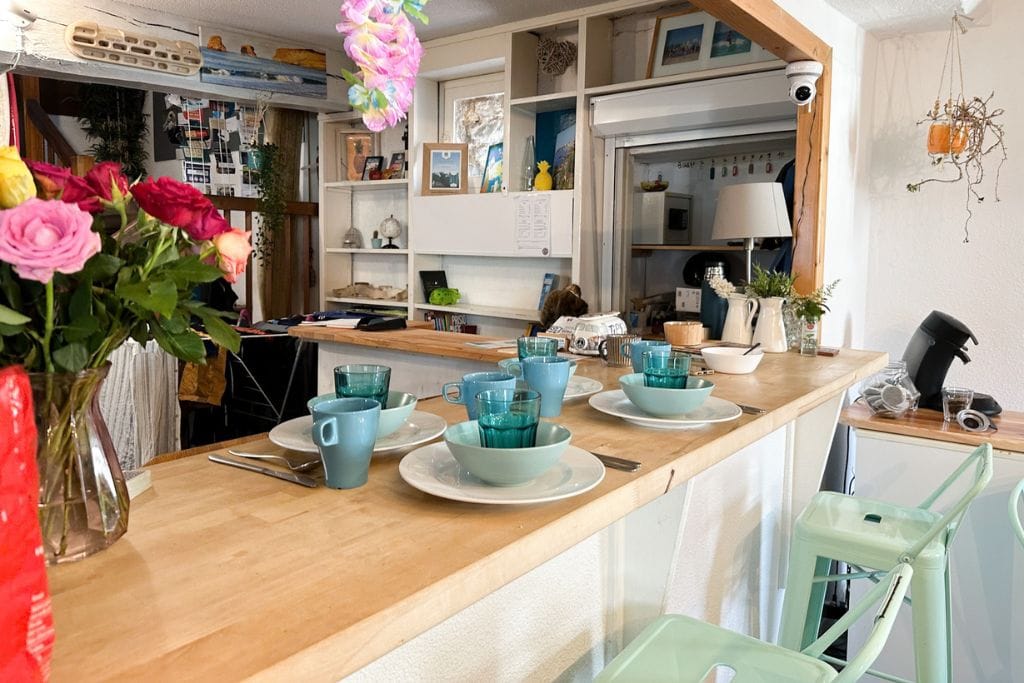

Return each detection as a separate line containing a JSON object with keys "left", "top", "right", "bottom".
{"left": 194, "top": 307, "right": 240, "bottom": 354}
{"left": 83, "top": 253, "right": 123, "bottom": 281}
{"left": 0, "top": 321, "right": 24, "bottom": 336}
{"left": 62, "top": 314, "right": 100, "bottom": 343}
{"left": 0, "top": 303, "right": 29, "bottom": 326}
{"left": 53, "top": 343, "right": 89, "bottom": 373}
{"left": 162, "top": 257, "right": 224, "bottom": 287}
{"left": 116, "top": 279, "right": 178, "bottom": 318}
{"left": 340, "top": 69, "right": 362, "bottom": 86}
{"left": 69, "top": 282, "right": 93, "bottom": 319}
{"left": 151, "top": 322, "right": 206, "bottom": 363}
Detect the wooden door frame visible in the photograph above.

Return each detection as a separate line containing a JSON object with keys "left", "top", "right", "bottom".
{"left": 688, "top": 0, "right": 831, "bottom": 294}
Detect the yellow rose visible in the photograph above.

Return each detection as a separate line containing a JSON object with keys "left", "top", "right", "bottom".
{"left": 0, "top": 146, "right": 36, "bottom": 209}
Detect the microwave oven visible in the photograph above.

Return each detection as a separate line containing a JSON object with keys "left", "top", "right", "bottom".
{"left": 631, "top": 191, "right": 693, "bottom": 245}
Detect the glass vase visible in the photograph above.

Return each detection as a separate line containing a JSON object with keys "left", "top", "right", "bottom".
{"left": 799, "top": 316, "right": 819, "bottom": 356}
{"left": 30, "top": 365, "right": 129, "bottom": 565}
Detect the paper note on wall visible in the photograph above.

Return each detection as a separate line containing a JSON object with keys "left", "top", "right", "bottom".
{"left": 514, "top": 194, "right": 551, "bottom": 256}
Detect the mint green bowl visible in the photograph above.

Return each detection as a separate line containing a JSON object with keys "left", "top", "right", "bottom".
{"left": 618, "top": 373, "right": 714, "bottom": 417}
{"left": 444, "top": 420, "right": 571, "bottom": 486}
{"left": 307, "top": 390, "right": 417, "bottom": 438}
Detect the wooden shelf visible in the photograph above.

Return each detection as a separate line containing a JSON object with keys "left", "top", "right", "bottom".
{"left": 510, "top": 91, "right": 578, "bottom": 113}
{"left": 414, "top": 250, "right": 569, "bottom": 259}
{"left": 631, "top": 244, "right": 746, "bottom": 252}
{"left": 325, "top": 297, "right": 410, "bottom": 308}
{"left": 324, "top": 179, "right": 408, "bottom": 191}
{"left": 418, "top": 303, "right": 540, "bottom": 322}
{"left": 324, "top": 248, "right": 409, "bottom": 255}
{"left": 583, "top": 60, "right": 786, "bottom": 98}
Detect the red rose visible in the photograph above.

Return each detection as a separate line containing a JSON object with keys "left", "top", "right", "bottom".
{"left": 83, "top": 162, "right": 130, "bottom": 202}
{"left": 25, "top": 160, "right": 71, "bottom": 200}
{"left": 131, "top": 177, "right": 231, "bottom": 241}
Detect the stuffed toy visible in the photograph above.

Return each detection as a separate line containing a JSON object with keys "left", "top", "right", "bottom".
{"left": 541, "top": 283, "right": 589, "bottom": 329}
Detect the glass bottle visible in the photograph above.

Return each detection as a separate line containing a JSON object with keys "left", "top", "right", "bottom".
{"left": 859, "top": 361, "right": 920, "bottom": 418}
{"left": 521, "top": 135, "right": 536, "bottom": 191}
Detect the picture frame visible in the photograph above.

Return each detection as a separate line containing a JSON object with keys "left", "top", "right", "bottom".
{"left": 361, "top": 155, "right": 384, "bottom": 181}
{"left": 646, "top": 11, "right": 772, "bottom": 79}
{"left": 388, "top": 152, "right": 406, "bottom": 174}
{"left": 421, "top": 142, "right": 468, "bottom": 195}
{"left": 480, "top": 142, "right": 503, "bottom": 193}
{"left": 336, "top": 130, "right": 377, "bottom": 182}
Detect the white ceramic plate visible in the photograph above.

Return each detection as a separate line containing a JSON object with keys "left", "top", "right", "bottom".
{"left": 398, "top": 443, "right": 605, "bottom": 505}
{"left": 588, "top": 390, "right": 742, "bottom": 429}
{"left": 268, "top": 411, "right": 447, "bottom": 454}
{"left": 564, "top": 375, "right": 603, "bottom": 401}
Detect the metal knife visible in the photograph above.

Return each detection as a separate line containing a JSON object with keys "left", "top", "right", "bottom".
{"left": 208, "top": 454, "right": 319, "bottom": 488}
{"left": 591, "top": 452, "right": 642, "bottom": 473}
{"left": 736, "top": 404, "right": 767, "bottom": 415}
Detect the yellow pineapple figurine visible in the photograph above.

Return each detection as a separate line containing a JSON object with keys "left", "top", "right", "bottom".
{"left": 534, "top": 160, "right": 553, "bottom": 191}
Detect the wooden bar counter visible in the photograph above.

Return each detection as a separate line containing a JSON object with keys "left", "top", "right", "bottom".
{"left": 48, "top": 349, "right": 886, "bottom": 681}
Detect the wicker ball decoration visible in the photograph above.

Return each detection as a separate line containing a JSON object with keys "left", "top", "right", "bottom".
{"left": 537, "top": 38, "right": 577, "bottom": 77}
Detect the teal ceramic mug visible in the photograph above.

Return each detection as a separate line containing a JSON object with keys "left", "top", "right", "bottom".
{"left": 499, "top": 357, "right": 577, "bottom": 379}
{"left": 442, "top": 371, "right": 516, "bottom": 420}
{"left": 311, "top": 397, "right": 380, "bottom": 489}
{"left": 518, "top": 356, "right": 572, "bottom": 418}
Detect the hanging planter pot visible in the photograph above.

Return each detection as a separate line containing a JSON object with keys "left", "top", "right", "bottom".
{"left": 926, "top": 120, "right": 968, "bottom": 156}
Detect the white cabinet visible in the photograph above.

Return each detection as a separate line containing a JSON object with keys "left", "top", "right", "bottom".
{"left": 847, "top": 430, "right": 1024, "bottom": 683}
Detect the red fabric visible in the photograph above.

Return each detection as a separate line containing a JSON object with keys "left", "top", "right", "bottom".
{"left": 0, "top": 365, "right": 53, "bottom": 682}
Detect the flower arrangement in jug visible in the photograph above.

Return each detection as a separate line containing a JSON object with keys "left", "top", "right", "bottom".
{"left": 0, "top": 150, "right": 250, "bottom": 372}
{"left": 336, "top": 0, "right": 430, "bottom": 131}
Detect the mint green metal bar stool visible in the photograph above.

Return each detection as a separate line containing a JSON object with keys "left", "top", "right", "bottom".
{"left": 597, "top": 562, "right": 913, "bottom": 682}
{"left": 1011, "top": 478, "right": 1024, "bottom": 549}
{"left": 778, "top": 442, "right": 993, "bottom": 683}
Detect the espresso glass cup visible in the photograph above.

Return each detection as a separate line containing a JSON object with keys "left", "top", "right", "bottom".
{"left": 517, "top": 336, "right": 559, "bottom": 360}
{"left": 334, "top": 364, "right": 391, "bottom": 408}
{"left": 475, "top": 388, "right": 542, "bottom": 448}
{"left": 642, "top": 350, "right": 692, "bottom": 389}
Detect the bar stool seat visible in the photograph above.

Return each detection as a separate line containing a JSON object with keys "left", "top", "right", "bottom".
{"left": 779, "top": 442, "right": 993, "bottom": 683}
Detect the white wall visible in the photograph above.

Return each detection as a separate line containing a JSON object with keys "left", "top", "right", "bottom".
{"left": 862, "top": 0, "right": 1023, "bottom": 410}
{"left": 774, "top": 0, "right": 878, "bottom": 352}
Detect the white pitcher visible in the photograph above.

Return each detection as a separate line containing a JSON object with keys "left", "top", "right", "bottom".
{"left": 721, "top": 295, "right": 758, "bottom": 345}
{"left": 752, "top": 297, "right": 789, "bottom": 353}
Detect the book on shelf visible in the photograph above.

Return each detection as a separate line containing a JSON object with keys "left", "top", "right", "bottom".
{"left": 537, "top": 272, "right": 560, "bottom": 310}
{"left": 424, "top": 311, "right": 470, "bottom": 333}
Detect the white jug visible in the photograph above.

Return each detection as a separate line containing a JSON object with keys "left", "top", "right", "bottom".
{"left": 752, "top": 297, "right": 788, "bottom": 353}
{"left": 721, "top": 295, "right": 758, "bottom": 345}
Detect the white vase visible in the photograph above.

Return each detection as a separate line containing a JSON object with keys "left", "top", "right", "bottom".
{"left": 752, "top": 297, "right": 789, "bottom": 353}
{"left": 721, "top": 295, "right": 758, "bottom": 345}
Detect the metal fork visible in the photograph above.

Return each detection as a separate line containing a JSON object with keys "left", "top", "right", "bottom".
{"left": 227, "top": 449, "right": 320, "bottom": 472}
{"left": 591, "top": 452, "right": 642, "bottom": 473}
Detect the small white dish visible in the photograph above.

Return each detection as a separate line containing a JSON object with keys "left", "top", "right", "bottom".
{"left": 564, "top": 375, "right": 603, "bottom": 401}
{"left": 269, "top": 411, "right": 447, "bottom": 454}
{"left": 700, "top": 347, "right": 765, "bottom": 374}
{"left": 588, "top": 390, "right": 741, "bottom": 429}
{"left": 398, "top": 443, "right": 605, "bottom": 505}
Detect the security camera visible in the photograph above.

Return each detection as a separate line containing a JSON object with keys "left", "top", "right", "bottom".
{"left": 785, "top": 61, "right": 823, "bottom": 106}
{"left": 3, "top": 0, "right": 36, "bottom": 28}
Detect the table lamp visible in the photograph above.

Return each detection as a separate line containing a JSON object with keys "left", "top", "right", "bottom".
{"left": 710, "top": 182, "right": 791, "bottom": 284}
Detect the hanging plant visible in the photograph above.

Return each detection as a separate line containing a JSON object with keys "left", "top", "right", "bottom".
{"left": 906, "top": 15, "right": 1007, "bottom": 242}
{"left": 254, "top": 142, "right": 285, "bottom": 263}
{"left": 336, "top": 0, "right": 429, "bottom": 132}
{"left": 78, "top": 85, "right": 149, "bottom": 180}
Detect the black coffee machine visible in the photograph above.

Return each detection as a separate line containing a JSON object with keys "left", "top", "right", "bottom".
{"left": 902, "top": 310, "right": 1002, "bottom": 416}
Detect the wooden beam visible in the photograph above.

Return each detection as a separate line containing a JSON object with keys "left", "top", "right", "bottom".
{"left": 15, "top": 76, "right": 44, "bottom": 161}
{"left": 689, "top": 0, "right": 831, "bottom": 294}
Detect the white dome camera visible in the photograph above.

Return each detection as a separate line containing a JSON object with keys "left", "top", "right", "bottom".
{"left": 785, "top": 61, "right": 823, "bottom": 106}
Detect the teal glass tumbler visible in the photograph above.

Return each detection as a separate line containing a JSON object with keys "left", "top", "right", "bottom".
{"left": 642, "top": 350, "right": 692, "bottom": 389}
{"left": 334, "top": 364, "right": 391, "bottom": 408}
{"left": 475, "top": 388, "right": 541, "bottom": 448}
{"left": 517, "top": 336, "right": 559, "bottom": 360}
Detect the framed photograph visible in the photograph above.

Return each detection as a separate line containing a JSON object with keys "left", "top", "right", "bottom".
{"left": 361, "top": 155, "right": 384, "bottom": 181}
{"left": 336, "top": 130, "right": 376, "bottom": 182}
{"left": 421, "top": 142, "right": 468, "bottom": 195}
{"left": 388, "top": 152, "right": 406, "bottom": 173}
{"left": 647, "top": 11, "right": 771, "bottom": 79}
{"left": 480, "top": 143, "right": 503, "bottom": 193}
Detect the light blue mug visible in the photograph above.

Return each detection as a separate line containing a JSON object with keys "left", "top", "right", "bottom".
{"left": 499, "top": 357, "right": 577, "bottom": 379}
{"left": 517, "top": 356, "right": 573, "bottom": 418}
{"left": 442, "top": 371, "right": 517, "bottom": 420}
{"left": 629, "top": 340, "right": 672, "bottom": 373}
{"left": 311, "top": 397, "right": 380, "bottom": 489}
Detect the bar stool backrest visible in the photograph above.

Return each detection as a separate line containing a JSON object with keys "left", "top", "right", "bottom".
{"left": 903, "top": 443, "right": 993, "bottom": 563}
{"left": 802, "top": 562, "right": 914, "bottom": 682}
{"left": 1011, "top": 478, "right": 1024, "bottom": 550}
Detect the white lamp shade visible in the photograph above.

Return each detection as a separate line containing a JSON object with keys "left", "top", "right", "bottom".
{"left": 711, "top": 182, "right": 792, "bottom": 241}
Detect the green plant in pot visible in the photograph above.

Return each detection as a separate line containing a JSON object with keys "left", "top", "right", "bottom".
{"left": 789, "top": 279, "right": 839, "bottom": 356}
{"left": 745, "top": 265, "right": 796, "bottom": 353}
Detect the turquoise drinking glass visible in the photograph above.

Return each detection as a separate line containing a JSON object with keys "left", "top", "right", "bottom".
{"left": 642, "top": 350, "right": 692, "bottom": 389}
{"left": 334, "top": 364, "right": 391, "bottom": 408}
{"left": 517, "top": 336, "right": 559, "bottom": 360}
{"left": 475, "top": 388, "right": 541, "bottom": 448}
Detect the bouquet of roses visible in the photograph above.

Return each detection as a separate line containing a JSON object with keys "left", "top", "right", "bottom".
{"left": 0, "top": 147, "right": 251, "bottom": 373}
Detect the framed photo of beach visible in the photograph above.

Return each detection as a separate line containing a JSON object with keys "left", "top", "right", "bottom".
{"left": 421, "top": 142, "right": 468, "bottom": 195}
{"left": 647, "top": 11, "right": 773, "bottom": 79}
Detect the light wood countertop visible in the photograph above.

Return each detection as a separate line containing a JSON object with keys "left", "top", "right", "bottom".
{"left": 842, "top": 403, "right": 1024, "bottom": 453}
{"left": 289, "top": 325, "right": 528, "bottom": 364}
{"left": 48, "top": 349, "right": 886, "bottom": 681}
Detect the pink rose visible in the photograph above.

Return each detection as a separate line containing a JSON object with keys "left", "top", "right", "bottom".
{"left": 131, "top": 177, "right": 231, "bottom": 241}
{"left": 83, "top": 162, "right": 130, "bottom": 203}
{"left": 0, "top": 198, "right": 101, "bottom": 283}
{"left": 212, "top": 229, "right": 252, "bottom": 283}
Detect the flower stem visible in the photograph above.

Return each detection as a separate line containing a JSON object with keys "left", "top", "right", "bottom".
{"left": 42, "top": 280, "right": 55, "bottom": 373}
